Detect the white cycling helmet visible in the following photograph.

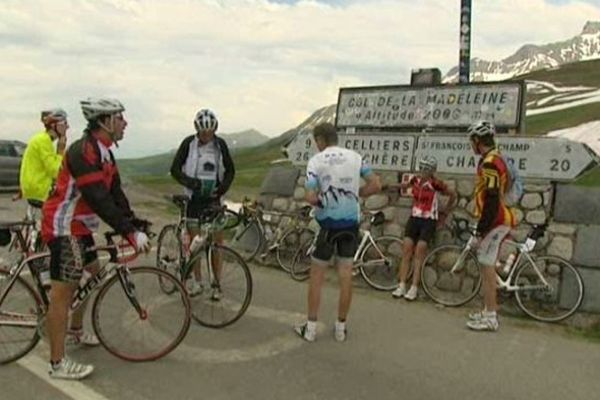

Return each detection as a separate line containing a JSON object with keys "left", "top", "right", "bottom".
{"left": 41, "top": 108, "right": 67, "bottom": 125}
{"left": 467, "top": 120, "right": 496, "bottom": 137}
{"left": 419, "top": 155, "right": 438, "bottom": 171}
{"left": 80, "top": 98, "right": 125, "bottom": 121}
{"left": 194, "top": 109, "right": 219, "bottom": 132}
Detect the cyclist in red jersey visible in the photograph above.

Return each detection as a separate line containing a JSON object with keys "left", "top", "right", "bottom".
{"left": 42, "top": 98, "right": 151, "bottom": 380}
{"left": 387, "top": 156, "right": 456, "bottom": 300}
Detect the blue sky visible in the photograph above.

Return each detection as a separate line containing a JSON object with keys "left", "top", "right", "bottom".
{"left": 0, "top": 0, "right": 598, "bottom": 157}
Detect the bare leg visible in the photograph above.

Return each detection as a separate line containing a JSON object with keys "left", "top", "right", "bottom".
{"left": 47, "top": 281, "right": 76, "bottom": 361}
{"left": 69, "top": 261, "right": 99, "bottom": 330}
{"left": 307, "top": 263, "right": 326, "bottom": 321}
{"left": 337, "top": 260, "right": 354, "bottom": 321}
{"left": 211, "top": 231, "right": 224, "bottom": 282}
{"left": 482, "top": 265, "right": 498, "bottom": 312}
{"left": 411, "top": 241, "right": 428, "bottom": 287}
{"left": 188, "top": 227, "right": 203, "bottom": 282}
{"left": 398, "top": 239, "right": 414, "bottom": 284}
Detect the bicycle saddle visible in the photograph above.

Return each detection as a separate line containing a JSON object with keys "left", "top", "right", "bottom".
{"left": 370, "top": 211, "right": 385, "bottom": 226}
{"left": 27, "top": 199, "right": 44, "bottom": 209}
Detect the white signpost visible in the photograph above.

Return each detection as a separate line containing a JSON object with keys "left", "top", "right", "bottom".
{"left": 286, "top": 132, "right": 598, "bottom": 181}
{"left": 285, "top": 82, "right": 596, "bottom": 181}
{"left": 414, "top": 135, "right": 599, "bottom": 180}
{"left": 286, "top": 133, "right": 416, "bottom": 171}
{"left": 335, "top": 82, "right": 525, "bottom": 129}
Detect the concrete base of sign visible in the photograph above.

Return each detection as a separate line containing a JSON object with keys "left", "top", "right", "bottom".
{"left": 259, "top": 166, "right": 300, "bottom": 197}
{"left": 554, "top": 184, "right": 600, "bottom": 224}
{"left": 573, "top": 225, "right": 600, "bottom": 268}
{"left": 577, "top": 267, "right": 600, "bottom": 313}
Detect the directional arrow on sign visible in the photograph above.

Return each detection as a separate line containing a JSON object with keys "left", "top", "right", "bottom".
{"left": 286, "top": 132, "right": 598, "bottom": 181}
{"left": 414, "top": 135, "right": 598, "bottom": 181}
{"left": 285, "top": 132, "right": 415, "bottom": 171}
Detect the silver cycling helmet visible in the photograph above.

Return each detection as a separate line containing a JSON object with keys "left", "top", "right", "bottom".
{"left": 467, "top": 120, "right": 496, "bottom": 137}
{"left": 419, "top": 155, "right": 438, "bottom": 171}
{"left": 41, "top": 108, "right": 68, "bottom": 125}
{"left": 194, "top": 109, "right": 219, "bottom": 132}
{"left": 80, "top": 98, "right": 125, "bottom": 121}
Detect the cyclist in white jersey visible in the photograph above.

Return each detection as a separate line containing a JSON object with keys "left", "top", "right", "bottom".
{"left": 294, "top": 123, "right": 381, "bottom": 342}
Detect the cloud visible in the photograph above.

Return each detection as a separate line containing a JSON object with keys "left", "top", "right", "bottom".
{"left": 0, "top": 0, "right": 597, "bottom": 157}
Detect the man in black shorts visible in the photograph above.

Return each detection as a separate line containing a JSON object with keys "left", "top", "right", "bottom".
{"left": 388, "top": 156, "right": 456, "bottom": 300}
{"left": 170, "top": 109, "right": 235, "bottom": 298}
{"left": 294, "top": 123, "right": 380, "bottom": 342}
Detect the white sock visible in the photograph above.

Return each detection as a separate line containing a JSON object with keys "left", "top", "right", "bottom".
{"left": 483, "top": 310, "right": 497, "bottom": 319}
{"left": 335, "top": 320, "right": 346, "bottom": 331}
{"left": 306, "top": 320, "right": 317, "bottom": 333}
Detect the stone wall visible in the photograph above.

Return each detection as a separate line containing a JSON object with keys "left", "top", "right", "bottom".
{"left": 258, "top": 168, "right": 599, "bottom": 314}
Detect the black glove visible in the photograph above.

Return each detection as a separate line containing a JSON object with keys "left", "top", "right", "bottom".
{"left": 130, "top": 217, "right": 151, "bottom": 232}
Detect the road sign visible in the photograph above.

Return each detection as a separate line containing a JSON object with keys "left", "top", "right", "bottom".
{"left": 335, "top": 82, "right": 524, "bottom": 130}
{"left": 414, "top": 135, "right": 599, "bottom": 180}
{"left": 286, "top": 132, "right": 416, "bottom": 171}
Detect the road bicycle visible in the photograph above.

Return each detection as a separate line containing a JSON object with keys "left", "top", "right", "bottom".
{"left": 156, "top": 196, "right": 253, "bottom": 328}
{"left": 1, "top": 200, "right": 46, "bottom": 265}
{"left": 228, "top": 197, "right": 316, "bottom": 272}
{"left": 0, "top": 220, "right": 191, "bottom": 364}
{"left": 290, "top": 211, "right": 403, "bottom": 291}
{"left": 420, "top": 223, "right": 585, "bottom": 322}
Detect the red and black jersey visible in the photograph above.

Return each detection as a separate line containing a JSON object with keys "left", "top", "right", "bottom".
{"left": 42, "top": 133, "right": 135, "bottom": 242}
{"left": 409, "top": 176, "right": 449, "bottom": 220}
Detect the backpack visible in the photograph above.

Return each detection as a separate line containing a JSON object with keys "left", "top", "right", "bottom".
{"left": 501, "top": 155, "right": 524, "bottom": 207}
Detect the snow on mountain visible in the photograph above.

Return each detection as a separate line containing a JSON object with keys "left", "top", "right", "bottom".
{"left": 444, "top": 21, "right": 600, "bottom": 83}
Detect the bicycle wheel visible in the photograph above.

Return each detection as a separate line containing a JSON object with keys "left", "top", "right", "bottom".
{"left": 0, "top": 269, "right": 43, "bottom": 364}
{"left": 290, "top": 236, "right": 314, "bottom": 282}
{"left": 420, "top": 245, "right": 482, "bottom": 306}
{"left": 514, "top": 256, "right": 584, "bottom": 322}
{"left": 189, "top": 245, "right": 253, "bottom": 328}
{"left": 359, "top": 236, "right": 403, "bottom": 291}
{"left": 92, "top": 267, "right": 191, "bottom": 362}
{"left": 276, "top": 227, "right": 315, "bottom": 273}
{"left": 229, "top": 219, "right": 263, "bottom": 262}
{"left": 156, "top": 224, "right": 182, "bottom": 295}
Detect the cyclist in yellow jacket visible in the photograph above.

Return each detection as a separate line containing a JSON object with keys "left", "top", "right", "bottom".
{"left": 19, "top": 109, "right": 69, "bottom": 205}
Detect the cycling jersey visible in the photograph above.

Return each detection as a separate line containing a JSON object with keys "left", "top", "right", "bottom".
{"left": 305, "top": 146, "right": 372, "bottom": 229}
{"left": 474, "top": 148, "right": 516, "bottom": 234}
{"left": 409, "top": 176, "right": 449, "bottom": 220}
{"left": 42, "top": 133, "right": 135, "bottom": 242}
{"left": 170, "top": 134, "right": 235, "bottom": 199}
{"left": 19, "top": 130, "right": 63, "bottom": 202}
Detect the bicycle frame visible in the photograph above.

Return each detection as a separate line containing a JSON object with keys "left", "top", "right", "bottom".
{"left": 237, "top": 204, "right": 308, "bottom": 255}
{"left": 0, "top": 240, "right": 146, "bottom": 329}
{"left": 449, "top": 235, "right": 551, "bottom": 293}
{"left": 302, "top": 228, "right": 380, "bottom": 268}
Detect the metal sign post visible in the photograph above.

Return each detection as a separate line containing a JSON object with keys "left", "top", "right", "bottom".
{"left": 459, "top": 0, "right": 472, "bottom": 84}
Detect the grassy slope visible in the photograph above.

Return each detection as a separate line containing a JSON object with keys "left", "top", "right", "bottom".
{"left": 124, "top": 59, "right": 600, "bottom": 190}
{"left": 518, "top": 59, "right": 600, "bottom": 87}
{"left": 526, "top": 102, "right": 600, "bottom": 136}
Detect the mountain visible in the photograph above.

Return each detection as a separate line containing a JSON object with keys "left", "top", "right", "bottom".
{"left": 443, "top": 21, "right": 600, "bottom": 83}
{"left": 121, "top": 58, "right": 600, "bottom": 178}
{"left": 220, "top": 129, "right": 269, "bottom": 149}
{"left": 119, "top": 128, "right": 267, "bottom": 176}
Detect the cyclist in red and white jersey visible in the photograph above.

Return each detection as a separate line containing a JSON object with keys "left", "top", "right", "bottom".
{"left": 42, "top": 98, "right": 151, "bottom": 380}
{"left": 387, "top": 156, "right": 456, "bottom": 300}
